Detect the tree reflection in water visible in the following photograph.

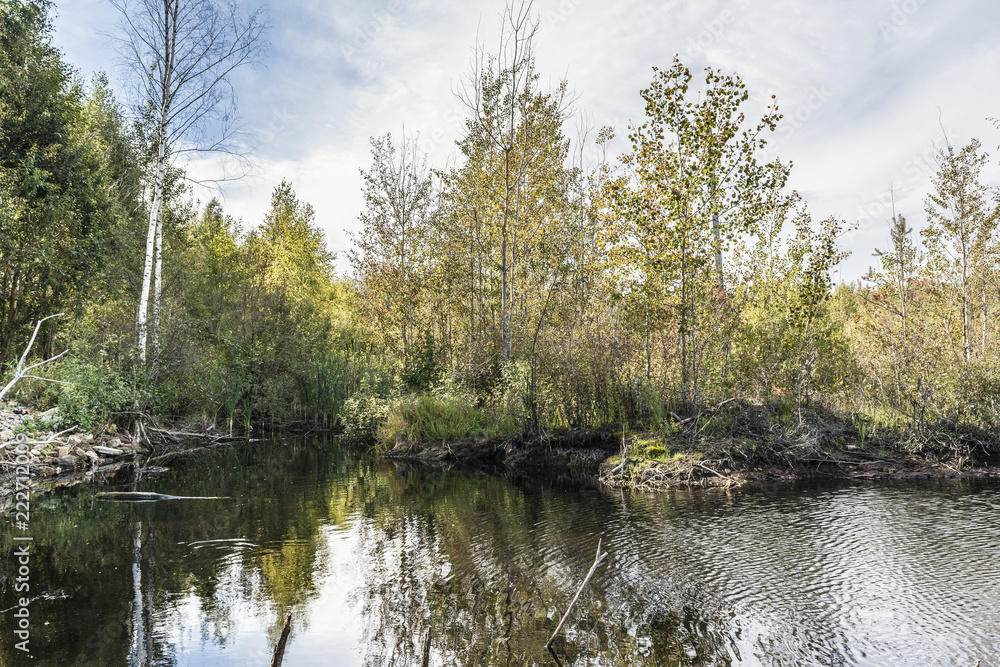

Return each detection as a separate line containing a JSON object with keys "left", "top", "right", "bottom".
{"left": 0, "top": 437, "right": 728, "bottom": 666}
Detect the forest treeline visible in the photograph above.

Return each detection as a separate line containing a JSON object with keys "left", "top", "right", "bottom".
{"left": 2, "top": 0, "right": 998, "bottom": 458}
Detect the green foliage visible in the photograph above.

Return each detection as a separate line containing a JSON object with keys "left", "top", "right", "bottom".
{"left": 55, "top": 355, "right": 129, "bottom": 429}
{"left": 0, "top": 0, "right": 118, "bottom": 368}
{"left": 341, "top": 392, "right": 394, "bottom": 443}
{"left": 401, "top": 331, "right": 445, "bottom": 391}
{"left": 293, "top": 346, "right": 390, "bottom": 425}
{"left": 5, "top": 7, "right": 998, "bottom": 458}
{"left": 379, "top": 389, "right": 516, "bottom": 448}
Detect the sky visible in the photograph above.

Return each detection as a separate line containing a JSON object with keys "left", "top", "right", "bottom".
{"left": 51, "top": 0, "right": 1000, "bottom": 281}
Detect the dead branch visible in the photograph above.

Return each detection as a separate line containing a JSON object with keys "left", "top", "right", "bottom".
{"left": 270, "top": 613, "right": 292, "bottom": 667}
{"left": 546, "top": 539, "right": 608, "bottom": 650}
{"left": 0, "top": 314, "right": 67, "bottom": 401}
{"left": 420, "top": 626, "right": 432, "bottom": 666}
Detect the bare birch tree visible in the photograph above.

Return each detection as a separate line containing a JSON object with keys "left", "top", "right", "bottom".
{"left": 110, "top": 0, "right": 268, "bottom": 361}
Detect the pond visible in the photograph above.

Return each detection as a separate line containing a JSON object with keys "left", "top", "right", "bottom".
{"left": 2, "top": 436, "right": 998, "bottom": 665}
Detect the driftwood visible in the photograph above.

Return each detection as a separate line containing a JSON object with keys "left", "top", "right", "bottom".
{"left": 270, "top": 613, "right": 292, "bottom": 667}
{"left": 95, "top": 491, "right": 230, "bottom": 501}
{"left": 546, "top": 540, "right": 608, "bottom": 651}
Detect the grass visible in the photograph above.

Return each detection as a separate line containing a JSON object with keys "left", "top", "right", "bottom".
{"left": 378, "top": 392, "right": 517, "bottom": 448}
{"left": 627, "top": 436, "right": 706, "bottom": 464}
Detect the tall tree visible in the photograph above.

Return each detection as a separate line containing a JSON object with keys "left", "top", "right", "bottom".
{"left": 110, "top": 0, "right": 268, "bottom": 360}
{"left": 450, "top": 0, "right": 573, "bottom": 364}
{"left": 923, "top": 139, "right": 999, "bottom": 362}
{"left": 0, "top": 0, "right": 115, "bottom": 367}
{"left": 873, "top": 206, "right": 918, "bottom": 342}
{"left": 787, "top": 214, "right": 849, "bottom": 408}
{"left": 350, "top": 133, "right": 434, "bottom": 366}
{"left": 605, "top": 57, "right": 789, "bottom": 404}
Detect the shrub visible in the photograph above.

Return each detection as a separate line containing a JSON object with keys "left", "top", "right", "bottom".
{"left": 341, "top": 392, "right": 394, "bottom": 441}
{"left": 339, "top": 366, "right": 400, "bottom": 440}
{"left": 56, "top": 355, "right": 130, "bottom": 429}
{"left": 401, "top": 331, "right": 445, "bottom": 391}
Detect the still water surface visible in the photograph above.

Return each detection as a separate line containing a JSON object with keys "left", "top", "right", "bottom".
{"left": 1, "top": 437, "right": 998, "bottom": 666}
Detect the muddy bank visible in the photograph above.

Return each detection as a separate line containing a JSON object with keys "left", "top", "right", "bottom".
{"left": 599, "top": 448, "right": 1000, "bottom": 491}
{"left": 382, "top": 428, "right": 1000, "bottom": 492}
{"left": 382, "top": 428, "right": 622, "bottom": 477}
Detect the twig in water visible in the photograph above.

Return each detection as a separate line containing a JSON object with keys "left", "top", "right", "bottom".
{"left": 270, "top": 613, "right": 292, "bottom": 667}
{"left": 546, "top": 539, "right": 608, "bottom": 650}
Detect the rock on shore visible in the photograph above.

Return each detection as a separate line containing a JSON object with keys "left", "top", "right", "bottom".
{"left": 0, "top": 400, "right": 149, "bottom": 501}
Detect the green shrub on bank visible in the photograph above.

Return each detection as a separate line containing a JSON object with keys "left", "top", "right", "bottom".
{"left": 341, "top": 392, "right": 394, "bottom": 441}
{"left": 339, "top": 364, "right": 400, "bottom": 440}
{"left": 56, "top": 355, "right": 130, "bottom": 429}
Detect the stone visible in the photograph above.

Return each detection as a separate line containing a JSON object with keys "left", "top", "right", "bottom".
{"left": 84, "top": 450, "right": 100, "bottom": 463}
{"left": 55, "top": 456, "right": 77, "bottom": 468}
{"left": 92, "top": 445, "right": 123, "bottom": 456}
{"left": 39, "top": 466, "right": 57, "bottom": 476}
{"left": 57, "top": 446, "right": 71, "bottom": 458}
{"left": 38, "top": 407, "right": 58, "bottom": 421}
{"left": 0, "top": 430, "right": 13, "bottom": 442}
{"left": 107, "top": 438, "right": 123, "bottom": 448}
{"left": 67, "top": 435, "right": 83, "bottom": 445}
{"left": 73, "top": 447, "right": 86, "bottom": 457}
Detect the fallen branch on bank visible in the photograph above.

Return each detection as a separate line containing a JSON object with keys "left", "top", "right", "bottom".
{"left": 694, "top": 461, "right": 738, "bottom": 486}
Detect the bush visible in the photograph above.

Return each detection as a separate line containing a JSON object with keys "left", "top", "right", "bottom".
{"left": 339, "top": 366, "right": 400, "bottom": 440}
{"left": 56, "top": 355, "right": 130, "bottom": 429}
{"left": 401, "top": 331, "right": 445, "bottom": 391}
{"left": 341, "top": 392, "right": 394, "bottom": 441}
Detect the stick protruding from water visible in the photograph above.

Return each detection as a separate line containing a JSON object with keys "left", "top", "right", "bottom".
{"left": 546, "top": 539, "right": 608, "bottom": 650}
{"left": 270, "top": 613, "right": 292, "bottom": 667}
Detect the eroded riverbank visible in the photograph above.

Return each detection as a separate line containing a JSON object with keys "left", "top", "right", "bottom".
{"left": 383, "top": 424, "right": 1000, "bottom": 492}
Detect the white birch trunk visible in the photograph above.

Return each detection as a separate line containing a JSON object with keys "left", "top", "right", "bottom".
{"left": 152, "top": 199, "right": 163, "bottom": 353}
{"left": 137, "top": 136, "right": 166, "bottom": 362}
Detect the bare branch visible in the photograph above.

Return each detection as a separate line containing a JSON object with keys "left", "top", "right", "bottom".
{"left": 0, "top": 314, "right": 67, "bottom": 401}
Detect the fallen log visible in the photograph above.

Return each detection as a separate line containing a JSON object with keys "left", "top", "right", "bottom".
{"left": 95, "top": 491, "right": 230, "bottom": 502}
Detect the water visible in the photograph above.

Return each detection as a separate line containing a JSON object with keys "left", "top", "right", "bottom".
{"left": 1, "top": 437, "right": 998, "bottom": 666}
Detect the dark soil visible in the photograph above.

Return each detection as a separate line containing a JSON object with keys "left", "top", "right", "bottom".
{"left": 383, "top": 422, "right": 1000, "bottom": 492}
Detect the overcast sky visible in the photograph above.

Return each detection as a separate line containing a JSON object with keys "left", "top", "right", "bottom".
{"left": 52, "top": 0, "right": 1000, "bottom": 281}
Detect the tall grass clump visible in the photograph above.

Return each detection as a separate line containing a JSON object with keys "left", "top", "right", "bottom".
{"left": 294, "top": 344, "right": 391, "bottom": 426}
{"left": 378, "top": 386, "right": 516, "bottom": 449}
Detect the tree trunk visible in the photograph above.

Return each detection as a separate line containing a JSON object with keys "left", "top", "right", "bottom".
{"left": 152, "top": 201, "right": 163, "bottom": 353}
{"left": 680, "top": 244, "right": 689, "bottom": 404}
{"left": 137, "top": 136, "right": 166, "bottom": 362}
